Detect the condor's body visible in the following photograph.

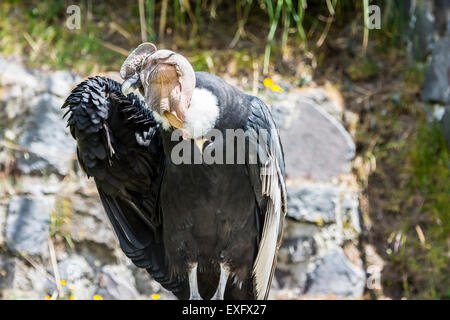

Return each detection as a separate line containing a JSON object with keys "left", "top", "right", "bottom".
{"left": 64, "top": 49, "right": 286, "bottom": 300}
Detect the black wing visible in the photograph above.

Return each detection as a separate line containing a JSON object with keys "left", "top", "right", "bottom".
{"left": 245, "top": 96, "right": 287, "bottom": 300}
{"left": 62, "top": 76, "right": 188, "bottom": 298}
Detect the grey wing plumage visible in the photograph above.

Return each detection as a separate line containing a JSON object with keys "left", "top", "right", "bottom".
{"left": 245, "top": 96, "right": 287, "bottom": 300}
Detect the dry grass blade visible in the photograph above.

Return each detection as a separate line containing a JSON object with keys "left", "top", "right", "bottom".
{"left": 159, "top": 0, "right": 169, "bottom": 40}
{"left": 205, "top": 55, "right": 215, "bottom": 73}
{"left": 316, "top": 16, "right": 334, "bottom": 47}
{"left": 229, "top": 0, "right": 253, "bottom": 48}
{"left": 0, "top": 140, "right": 77, "bottom": 160}
{"left": 139, "top": 0, "right": 147, "bottom": 42}
{"left": 15, "top": 247, "right": 56, "bottom": 285}
{"left": 252, "top": 61, "right": 259, "bottom": 96}
{"left": 23, "top": 32, "right": 40, "bottom": 53}
{"left": 362, "top": 0, "right": 369, "bottom": 55}
{"left": 99, "top": 41, "right": 129, "bottom": 56}
{"left": 326, "top": 0, "right": 335, "bottom": 15}
{"left": 415, "top": 225, "right": 426, "bottom": 246}
{"left": 109, "top": 21, "right": 132, "bottom": 40}
{"left": 263, "top": 0, "right": 283, "bottom": 74}
{"left": 182, "top": 0, "right": 198, "bottom": 37}
{"left": 48, "top": 236, "right": 62, "bottom": 299}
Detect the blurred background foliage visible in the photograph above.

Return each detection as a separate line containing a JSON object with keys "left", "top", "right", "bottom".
{"left": 0, "top": 0, "right": 448, "bottom": 299}
{"left": 0, "top": 0, "right": 408, "bottom": 75}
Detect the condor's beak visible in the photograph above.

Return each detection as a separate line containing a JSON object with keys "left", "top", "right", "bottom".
{"left": 163, "top": 111, "right": 184, "bottom": 129}
{"left": 121, "top": 73, "right": 141, "bottom": 95}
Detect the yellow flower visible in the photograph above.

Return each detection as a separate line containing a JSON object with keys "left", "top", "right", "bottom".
{"left": 69, "top": 296, "right": 76, "bottom": 300}
{"left": 270, "top": 85, "right": 284, "bottom": 93}
{"left": 60, "top": 280, "right": 67, "bottom": 286}
{"left": 93, "top": 295, "right": 103, "bottom": 300}
{"left": 316, "top": 216, "right": 324, "bottom": 227}
{"left": 45, "top": 295, "right": 52, "bottom": 300}
{"left": 151, "top": 294, "right": 161, "bottom": 300}
{"left": 263, "top": 78, "right": 274, "bottom": 87}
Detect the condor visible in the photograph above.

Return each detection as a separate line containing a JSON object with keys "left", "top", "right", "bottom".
{"left": 63, "top": 42, "right": 286, "bottom": 300}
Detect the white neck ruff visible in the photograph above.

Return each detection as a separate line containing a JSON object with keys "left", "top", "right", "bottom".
{"left": 154, "top": 87, "right": 219, "bottom": 139}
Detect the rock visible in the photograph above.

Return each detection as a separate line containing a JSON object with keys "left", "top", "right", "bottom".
{"left": 20, "top": 175, "right": 61, "bottom": 196}
{"left": 54, "top": 254, "right": 96, "bottom": 300}
{"left": 433, "top": 105, "right": 447, "bottom": 121}
{"left": 299, "top": 86, "right": 345, "bottom": 123}
{"left": 413, "top": 0, "right": 436, "bottom": 59}
{"left": 68, "top": 195, "right": 117, "bottom": 250}
{"left": 422, "top": 36, "right": 450, "bottom": 104}
{"left": 44, "top": 71, "right": 80, "bottom": 97}
{"left": 0, "top": 201, "right": 6, "bottom": 245}
{"left": 58, "top": 255, "right": 95, "bottom": 281}
{"left": 271, "top": 97, "right": 298, "bottom": 131}
{"left": 270, "top": 89, "right": 355, "bottom": 181}
{"left": 0, "top": 256, "right": 16, "bottom": 290}
{"left": 274, "top": 258, "right": 311, "bottom": 290}
{"left": 304, "top": 249, "right": 366, "bottom": 298}
{"left": 131, "top": 267, "right": 161, "bottom": 295}
{"left": 287, "top": 183, "right": 339, "bottom": 224}
{"left": 130, "top": 265, "right": 178, "bottom": 300}
{"left": 17, "top": 93, "right": 76, "bottom": 175}
{"left": 269, "top": 87, "right": 345, "bottom": 128}
{"left": 340, "top": 189, "right": 362, "bottom": 237}
{"left": 2, "top": 289, "right": 43, "bottom": 299}
{"left": 155, "top": 289, "right": 179, "bottom": 300}
{"left": 286, "top": 182, "right": 361, "bottom": 237}
{"left": 1, "top": 83, "right": 40, "bottom": 131}
{"left": 0, "top": 57, "right": 45, "bottom": 93}
{"left": 276, "top": 182, "right": 362, "bottom": 294}
{"left": 433, "top": 0, "right": 450, "bottom": 36}
{"left": 269, "top": 287, "right": 303, "bottom": 300}
{"left": 25, "top": 265, "right": 50, "bottom": 293}
{"left": 275, "top": 221, "right": 331, "bottom": 290}
{"left": 6, "top": 196, "right": 54, "bottom": 255}
{"left": 279, "top": 236, "right": 316, "bottom": 264}
{"left": 423, "top": 103, "right": 446, "bottom": 123}
{"left": 96, "top": 265, "right": 140, "bottom": 300}
{"left": 0, "top": 57, "right": 78, "bottom": 176}
{"left": 442, "top": 106, "right": 450, "bottom": 150}
{"left": 0, "top": 58, "right": 46, "bottom": 131}
{"left": 0, "top": 256, "right": 40, "bottom": 295}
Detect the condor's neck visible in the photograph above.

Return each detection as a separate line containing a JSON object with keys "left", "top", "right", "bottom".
{"left": 157, "top": 86, "right": 220, "bottom": 154}
{"left": 156, "top": 73, "right": 251, "bottom": 155}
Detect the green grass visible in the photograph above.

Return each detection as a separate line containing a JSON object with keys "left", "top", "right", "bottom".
{"left": 403, "top": 122, "right": 450, "bottom": 299}
{"left": 359, "top": 66, "right": 450, "bottom": 299}
{"left": 345, "top": 36, "right": 449, "bottom": 299}
{"left": 0, "top": 1, "right": 380, "bottom": 75}
{"left": 50, "top": 197, "right": 75, "bottom": 249}
{"left": 381, "top": 120, "right": 450, "bottom": 299}
{"left": 345, "top": 56, "right": 381, "bottom": 81}
{"left": 0, "top": 1, "right": 130, "bottom": 74}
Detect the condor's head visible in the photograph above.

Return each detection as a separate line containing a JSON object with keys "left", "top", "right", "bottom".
{"left": 120, "top": 42, "right": 195, "bottom": 130}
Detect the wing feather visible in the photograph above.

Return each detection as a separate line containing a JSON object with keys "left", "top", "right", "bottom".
{"left": 63, "top": 77, "right": 188, "bottom": 298}
{"left": 245, "top": 97, "right": 287, "bottom": 300}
